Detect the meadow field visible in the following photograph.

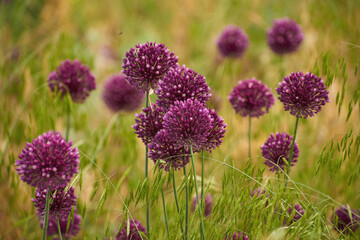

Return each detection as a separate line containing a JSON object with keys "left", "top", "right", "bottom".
{"left": 0, "top": 0, "right": 359, "bottom": 239}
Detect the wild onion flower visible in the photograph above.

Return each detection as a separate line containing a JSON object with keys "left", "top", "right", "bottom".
{"left": 276, "top": 72, "right": 329, "bottom": 118}
{"left": 333, "top": 205, "right": 360, "bottom": 233}
{"left": 116, "top": 219, "right": 147, "bottom": 240}
{"left": 261, "top": 132, "right": 299, "bottom": 172}
{"left": 122, "top": 42, "right": 178, "bottom": 92}
{"left": 225, "top": 232, "right": 249, "bottom": 240}
{"left": 33, "top": 187, "right": 77, "bottom": 219}
{"left": 148, "top": 130, "right": 190, "bottom": 171}
{"left": 42, "top": 211, "right": 81, "bottom": 239}
{"left": 217, "top": 25, "right": 249, "bottom": 58}
{"left": 133, "top": 103, "right": 165, "bottom": 145}
{"left": 48, "top": 59, "right": 96, "bottom": 103}
{"left": 191, "top": 193, "right": 213, "bottom": 217}
{"left": 267, "top": 18, "right": 303, "bottom": 55}
{"left": 102, "top": 74, "right": 144, "bottom": 112}
{"left": 204, "top": 109, "right": 227, "bottom": 152}
{"left": 155, "top": 65, "right": 211, "bottom": 110}
{"left": 229, "top": 79, "right": 275, "bottom": 118}
{"left": 16, "top": 131, "right": 79, "bottom": 190}
{"left": 283, "top": 204, "right": 305, "bottom": 225}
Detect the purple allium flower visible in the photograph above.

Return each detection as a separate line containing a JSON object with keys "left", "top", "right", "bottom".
{"left": 267, "top": 18, "right": 303, "bottom": 55}
{"left": 332, "top": 205, "right": 360, "bottom": 233}
{"left": 116, "top": 219, "right": 147, "bottom": 240}
{"left": 251, "top": 188, "right": 270, "bottom": 207}
{"left": 261, "top": 132, "right": 299, "bottom": 172}
{"left": 148, "top": 130, "right": 190, "bottom": 171}
{"left": 42, "top": 210, "right": 81, "bottom": 239}
{"left": 16, "top": 131, "right": 79, "bottom": 190}
{"left": 283, "top": 204, "right": 305, "bottom": 225}
{"left": 155, "top": 65, "right": 211, "bottom": 110}
{"left": 102, "top": 74, "right": 144, "bottom": 112}
{"left": 229, "top": 79, "right": 275, "bottom": 118}
{"left": 133, "top": 103, "right": 165, "bottom": 145}
{"left": 217, "top": 25, "right": 249, "bottom": 58}
{"left": 191, "top": 193, "right": 213, "bottom": 217}
{"left": 276, "top": 72, "right": 329, "bottom": 119}
{"left": 204, "top": 109, "right": 226, "bottom": 152}
{"left": 225, "top": 232, "right": 248, "bottom": 240}
{"left": 48, "top": 59, "right": 96, "bottom": 103}
{"left": 162, "top": 99, "right": 213, "bottom": 152}
{"left": 122, "top": 42, "right": 178, "bottom": 92}
{"left": 33, "top": 187, "right": 77, "bottom": 219}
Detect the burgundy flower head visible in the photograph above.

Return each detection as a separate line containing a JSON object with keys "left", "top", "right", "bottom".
{"left": 333, "top": 205, "right": 360, "bottom": 233}
{"left": 16, "top": 131, "right": 79, "bottom": 190}
{"left": 116, "top": 219, "right": 147, "bottom": 240}
{"left": 133, "top": 103, "right": 165, "bottom": 145}
{"left": 283, "top": 204, "right": 305, "bottom": 225}
{"left": 276, "top": 72, "right": 329, "bottom": 119}
{"left": 42, "top": 210, "right": 81, "bottom": 239}
{"left": 225, "top": 232, "right": 249, "bottom": 240}
{"left": 148, "top": 130, "right": 190, "bottom": 171}
{"left": 48, "top": 59, "right": 96, "bottom": 103}
{"left": 122, "top": 42, "right": 178, "bottom": 92}
{"left": 191, "top": 193, "right": 213, "bottom": 217}
{"left": 204, "top": 109, "right": 226, "bottom": 152}
{"left": 102, "top": 74, "right": 144, "bottom": 112}
{"left": 261, "top": 132, "right": 299, "bottom": 172}
{"left": 229, "top": 79, "right": 275, "bottom": 118}
{"left": 33, "top": 187, "right": 77, "bottom": 219}
{"left": 267, "top": 18, "right": 303, "bottom": 55}
{"left": 155, "top": 65, "right": 211, "bottom": 110}
{"left": 217, "top": 25, "right": 249, "bottom": 58}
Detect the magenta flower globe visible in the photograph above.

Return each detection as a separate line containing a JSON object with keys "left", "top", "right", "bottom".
{"left": 276, "top": 72, "right": 329, "bottom": 119}
{"left": 42, "top": 211, "right": 81, "bottom": 239}
{"left": 155, "top": 65, "right": 211, "bottom": 110}
{"left": 229, "top": 79, "right": 275, "bottom": 118}
{"left": 116, "top": 219, "right": 147, "bottom": 240}
{"left": 261, "top": 132, "right": 299, "bottom": 172}
{"left": 122, "top": 42, "right": 178, "bottom": 92}
{"left": 48, "top": 59, "right": 96, "bottom": 103}
{"left": 102, "top": 74, "right": 144, "bottom": 112}
{"left": 283, "top": 204, "right": 305, "bottom": 225}
{"left": 205, "top": 109, "right": 227, "bottom": 152}
{"left": 217, "top": 25, "right": 249, "bottom": 58}
{"left": 15, "top": 131, "right": 79, "bottom": 190}
{"left": 332, "top": 205, "right": 360, "bottom": 233}
{"left": 267, "top": 18, "right": 303, "bottom": 55}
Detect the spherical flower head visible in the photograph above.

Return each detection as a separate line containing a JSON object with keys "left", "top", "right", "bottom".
{"left": 217, "top": 25, "right": 249, "bottom": 58}
{"left": 229, "top": 79, "right": 275, "bottom": 118}
{"left": 283, "top": 204, "right": 305, "bottom": 225}
{"left": 148, "top": 130, "right": 190, "bottom": 171}
{"left": 163, "top": 99, "right": 213, "bottom": 152}
{"left": 42, "top": 210, "right": 81, "bottom": 239}
{"left": 191, "top": 193, "right": 213, "bottom": 217}
{"left": 48, "top": 59, "right": 96, "bottom": 103}
{"left": 16, "top": 131, "right": 79, "bottom": 190}
{"left": 276, "top": 72, "right": 329, "bottom": 118}
{"left": 261, "top": 132, "right": 299, "bottom": 172}
{"left": 133, "top": 103, "right": 165, "bottom": 145}
{"left": 116, "top": 219, "right": 147, "bottom": 240}
{"left": 122, "top": 42, "right": 179, "bottom": 92}
{"left": 33, "top": 187, "right": 77, "bottom": 219}
{"left": 332, "top": 205, "right": 360, "bottom": 233}
{"left": 267, "top": 18, "right": 303, "bottom": 55}
{"left": 225, "top": 232, "right": 248, "bottom": 240}
{"left": 102, "top": 74, "right": 144, "bottom": 112}
{"left": 155, "top": 65, "right": 211, "bottom": 110}
{"left": 204, "top": 109, "right": 226, "bottom": 152}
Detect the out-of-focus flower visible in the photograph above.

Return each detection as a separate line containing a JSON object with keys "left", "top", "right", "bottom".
{"left": 225, "top": 232, "right": 249, "bottom": 240}
{"left": 217, "top": 25, "right": 249, "bottom": 58}
{"left": 261, "top": 132, "right": 299, "bottom": 172}
{"left": 42, "top": 210, "right": 81, "bottom": 239}
{"left": 122, "top": 42, "right": 178, "bottom": 92}
{"left": 229, "top": 79, "right": 275, "bottom": 118}
{"left": 16, "top": 131, "right": 79, "bottom": 190}
{"left": 251, "top": 187, "right": 270, "bottom": 207}
{"left": 115, "top": 219, "right": 147, "bottom": 240}
{"left": 267, "top": 18, "right": 303, "bottom": 55}
{"left": 276, "top": 71, "right": 329, "bottom": 118}
{"left": 191, "top": 193, "right": 213, "bottom": 217}
{"left": 283, "top": 204, "right": 305, "bottom": 225}
{"left": 102, "top": 74, "right": 144, "bottom": 112}
{"left": 48, "top": 59, "right": 96, "bottom": 103}
{"left": 332, "top": 205, "right": 360, "bottom": 233}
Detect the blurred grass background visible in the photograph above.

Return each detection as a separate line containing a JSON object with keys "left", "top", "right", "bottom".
{"left": 0, "top": 0, "right": 359, "bottom": 239}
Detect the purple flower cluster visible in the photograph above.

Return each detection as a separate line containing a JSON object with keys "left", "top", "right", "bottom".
{"left": 122, "top": 42, "right": 178, "bottom": 92}
{"left": 276, "top": 72, "right": 329, "bottom": 119}
{"left": 16, "top": 131, "right": 79, "bottom": 190}
{"left": 225, "top": 232, "right": 248, "bottom": 240}
{"left": 42, "top": 210, "right": 81, "bottom": 239}
{"left": 217, "top": 25, "right": 249, "bottom": 58}
{"left": 116, "top": 219, "right": 147, "bottom": 240}
{"left": 102, "top": 74, "right": 144, "bottom": 112}
{"left": 267, "top": 18, "right": 303, "bottom": 55}
{"left": 229, "top": 79, "right": 275, "bottom": 118}
{"left": 261, "top": 132, "right": 299, "bottom": 172}
{"left": 191, "top": 193, "right": 213, "bottom": 217}
{"left": 333, "top": 205, "right": 360, "bottom": 233}
{"left": 48, "top": 59, "right": 96, "bottom": 103}
{"left": 283, "top": 204, "right": 305, "bottom": 225}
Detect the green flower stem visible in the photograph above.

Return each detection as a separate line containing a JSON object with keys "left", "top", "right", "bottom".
{"left": 183, "top": 167, "right": 188, "bottom": 240}
{"left": 201, "top": 151, "right": 204, "bottom": 213}
{"left": 65, "top": 99, "right": 71, "bottom": 141}
{"left": 161, "top": 189, "right": 170, "bottom": 240}
{"left": 190, "top": 146, "right": 206, "bottom": 240}
{"left": 288, "top": 117, "right": 299, "bottom": 174}
{"left": 57, "top": 218, "right": 63, "bottom": 240}
{"left": 248, "top": 116, "right": 251, "bottom": 160}
{"left": 172, "top": 172, "right": 184, "bottom": 235}
{"left": 144, "top": 91, "right": 150, "bottom": 237}
{"left": 42, "top": 189, "right": 51, "bottom": 240}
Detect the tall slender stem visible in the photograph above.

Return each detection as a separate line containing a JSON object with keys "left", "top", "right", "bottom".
{"left": 42, "top": 189, "right": 51, "bottom": 240}
{"left": 288, "top": 117, "right": 299, "bottom": 174}
{"left": 248, "top": 116, "right": 251, "bottom": 160}
{"left": 57, "top": 218, "right": 63, "bottom": 240}
{"left": 190, "top": 146, "right": 206, "bottom": 240}
{"left": 183, "top": 167, "right": 188, "bottom": 240}
{"left": 161, "top": 189, "right": 170, "bottom": 240}
{"left": 144, "top": 91, "right": 150, "bottom": 237}
{"left": 172, "top": 172, "right": 184, "bottom": 236}
{"left": 65, "top": 100, "right": 71, "bottom": 141}
{"left": 201, "top": 151, "right": 204, "bottom": 212}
